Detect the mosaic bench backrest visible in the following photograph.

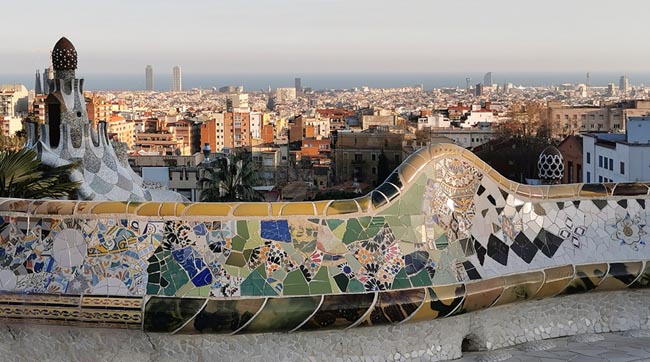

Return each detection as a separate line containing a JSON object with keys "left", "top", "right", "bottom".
{"left": 1, "top": 143, "right": 649, "bottom": 334}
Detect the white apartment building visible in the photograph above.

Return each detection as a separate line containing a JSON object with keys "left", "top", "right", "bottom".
{"left": 417, "top": 113, "right": 450, "bottom": 130}
{"left": 250, "top": 111, "right": 262, "bottom": 140}
{"left": 0, "top": 84, "right": 29, "bottom": 117}
{"left": 583, "top": 116, "right": 650, "bottom": 183}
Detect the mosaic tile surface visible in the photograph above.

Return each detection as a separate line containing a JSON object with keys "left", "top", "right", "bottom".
{"left": 1, "top": 144, "right": 650, "bottom": 333}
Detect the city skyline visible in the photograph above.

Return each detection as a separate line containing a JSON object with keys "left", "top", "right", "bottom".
{"left": 2, "top": 0, "right": 650, "bottom": 75}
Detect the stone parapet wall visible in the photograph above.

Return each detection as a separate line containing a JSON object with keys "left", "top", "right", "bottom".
{"left": 0, "top": 289, "right": 647, "bottom": 361}
{"left": 1, "top": 144, "right": 650, "bottom": 335}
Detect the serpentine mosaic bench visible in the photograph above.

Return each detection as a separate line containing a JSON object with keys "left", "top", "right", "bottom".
{"left": 0, "top": 143, "right": 649, "bottom": 335}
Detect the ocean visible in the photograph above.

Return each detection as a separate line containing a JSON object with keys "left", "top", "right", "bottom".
{"left": 2, "top": 72, "right": 649, "bottom": 92}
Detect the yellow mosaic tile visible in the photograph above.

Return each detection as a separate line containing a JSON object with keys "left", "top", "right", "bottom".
{"left": 399, "top": 164, "right": 418, "bottom": 184}
{"left": 354, "top": 196, "right": 372, "bottom": 213}
{"left": 232, "top": 203, "right": 270, "bottom": 217}
{"left": 326, "top": 200, "right": 359, "bottom": 215}
{"left": 135, "top": 203, "right": 161, "bottom": 217}
{"left": 159, "top": 202, "right": 177, "bottom": 217}
{"left": 0, "top": 199, "right": 32, "bottom": 214}
{"left": 74, "top": 201, "right": 96, "bottom": 215}
{"left": 29, "top": 200, "right": 76, "bottom": 216}
{"left": 546, "top": 184, "right": 580, "bottom": 199}
{"left": 281, "top": 202, "right": 316, "bottom": 216}
{"left": 494, "top": 271, "right": 544, "bottom": 306}
{"left": 183, "top": 203, "right": 232, "bottom": 217}
{"left": 462, "top": 277, "right": 504, "bottom": 312}
{"left": 89, "top": 202, "right": 130, "bottom": 215}
{"left": 271, "top": 203, "right": 283, "bottom": 216}
{"left": 595, "top": 261, "right": 644, "bottom": 292}
{"left": 534, "top": 265, "right": 574, "bottom": 299}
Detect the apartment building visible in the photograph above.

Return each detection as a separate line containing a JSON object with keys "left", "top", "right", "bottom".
{"left": 583, "top": 116, "right": 650, "bottom": 183}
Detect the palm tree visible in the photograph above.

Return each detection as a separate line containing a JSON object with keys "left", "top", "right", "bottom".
{"left": 198, "top": 154, "right": 263, "bottom": 202}
{"left": 0, "top": 148, "right": 80, "bottom": 199}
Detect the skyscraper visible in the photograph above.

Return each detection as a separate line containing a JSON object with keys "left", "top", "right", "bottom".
{"left": 172, "top": 66, "right": 182, "bottom": 92}
{"left": 43, "top": 66, "right": 53, "bottom": 94}
{"left": 34, "top": 70, "right": 42, "bottom": 95}
{"left": 619, "top": 75, "right": 629, "bottom": 95}
{"left": 483, "top": 72, "right": 493, "bottom": 85}
{"left": 145, "top": 65, "right": 154, "bottom": 91}
{"left": 295, "top": 77, "right": 302, "bottom": 93}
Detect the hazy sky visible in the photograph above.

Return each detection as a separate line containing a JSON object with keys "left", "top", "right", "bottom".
{"left": 3, "top": 0, "right": 650, "bottom": 75}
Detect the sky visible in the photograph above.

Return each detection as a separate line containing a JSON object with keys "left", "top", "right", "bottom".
{"left": 2, "top": 0, "right": 650, "bottom": 76}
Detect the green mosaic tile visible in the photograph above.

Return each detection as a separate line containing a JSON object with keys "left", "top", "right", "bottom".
{"left": 333, "top": 273, "right": 349, "bottom": 292}
{"left": 244, "top": 221, "right": 263, "bottom": 249}
{"left": 326, "top": 219, "right": 344, "bottom": 231}
{"left": 391, "top": 269, "right": 411, "bottom": 289}
{"left": 342, "top": 219, "right": 362, "bottom": 244}
{"left": 283, "top": 269, "right": 309, "bottom": 296}
{"left": 144, "top": 297, "right": 205, "bottom": 333}
{"left": 232, "top": 235, "right": 246, "bottom": 251}
{"left": 358, "top": 216, "right": 372, "bottom": 228}
{"left": 347, "top": 279, "right": 365, "bottom": 293}
{"left": 237, "top": 220, "right": 250, "bottom": 239}
{"left": 435, "top": 234, "right": 449, "bottom": 249}
{"left": 410, "top": 268, "right": 432, "bottom": 287}
{"left": 239, "top": 296, "right": 321, "bottom": 333}
{"left": 225, "top": 252, "right": 246, "bottom": 267}
{"left": 241, "top": 269, "right": 278, "bottom": 296}
{"left": 309, "top": 268, "right": 332, "bottom": 294}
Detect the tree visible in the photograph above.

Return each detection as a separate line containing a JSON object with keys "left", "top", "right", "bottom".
{"left": 0, "top": 132, "right": 25, "bottom": 151}
{"left": 310, "top": 189, "right": 360, "bottom": 201}
{"left": 0, "top": 148, "right": 79, "bottom": 199}
{"left": 198, "top": 154, "right": 263, "bottom": 202}
{"left": 377, "top": 151, "right": 390, "bottom": 184}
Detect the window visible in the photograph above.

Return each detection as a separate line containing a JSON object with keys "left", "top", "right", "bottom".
{"left": 568, "top": 161, "right": 573, "bottom": 183}
{"left": 604, "top": 157, "right": 608, "bottom": 168}
{"left": 598, "top": 155, "right": 603, "bottom": 167}
{"left": 609, "top": 159, "right": 613, "bottom": 171}
{"left": 587, "top": 152, "right": 591, "bottom": 164}
{"left": 372, "top": 167, "right": 376, "bottom": 175}
{"left": 372, "top": 154, "right": 376, "bottom": 161}
{"left": 620, "top": 161, "right": 625, "bottom": 175}
{"left": 599, "top": 176, "right": 603, "bottom": 182}
{"left": 354, "top": 153, "right": 363, "bottom": 161}
{"left": 587, "top": 172, "right": 591, "bottom": 183}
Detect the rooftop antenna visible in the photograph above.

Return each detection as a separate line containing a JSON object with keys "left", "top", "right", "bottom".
{"left": 586, "top": 72, "right": 590, "bottom": 87}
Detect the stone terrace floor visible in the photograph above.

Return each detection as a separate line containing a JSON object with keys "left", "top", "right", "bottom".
{"left": 456, "top": 331, "right": 650, "bottom": 362}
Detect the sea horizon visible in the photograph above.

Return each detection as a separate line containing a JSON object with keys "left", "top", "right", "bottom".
{"left": 1, "top": 71, "right": 649, "bottom": 92}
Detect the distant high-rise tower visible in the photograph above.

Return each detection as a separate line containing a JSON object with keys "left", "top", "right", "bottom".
{"left": 295, "top": 77, "right": 302, "bottom": 93}
{"left": 465, "top": 77, "right": 471, "bottom": 92}
{"left": 34, "top": 70, "right": 42, "bottom": 95}
{"left": 43, "top": 66, "right": 53, "bottom": 94}
{"left": 607, "top": 83, "right": 617, "bottom": 97}
{"left": 586, "top": 72, "right": 591, "bottom": 87}
{"left": 475, "top": 83, "right": 483, "bottom": 97}
{"left": 483, "top": 72, "right": 492, "bottom": 85}
{"left": 619, "top": 75, "right": 629, "bottom": 95}
{"left": 172, "top": 65, "right": 182, "bottom": 92}
{"left": 145, "top": 65, "right": 154, "bottom": 91}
